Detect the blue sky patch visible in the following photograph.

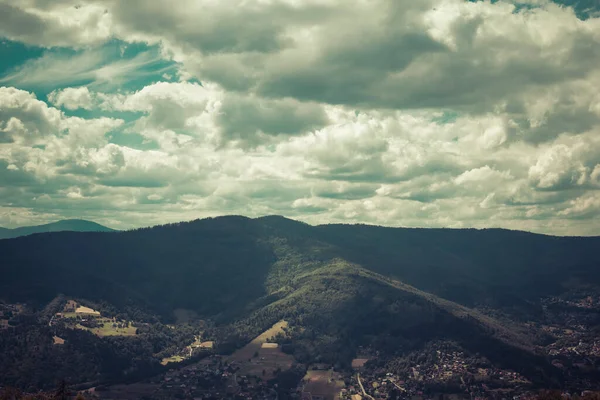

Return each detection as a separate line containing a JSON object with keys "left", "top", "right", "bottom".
{"left": 0, "top": 39, "right": 179, "bottom": 99}
{"left": 432, "top": 111, "right": 459, "bottom": 125}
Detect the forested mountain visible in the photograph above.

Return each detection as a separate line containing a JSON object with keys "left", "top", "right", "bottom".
{"left": 2, "top": 216, "right": 597, "bottom": 314}
{"left": 0, "top": 219, "right": 115, "bottom": 240}
{"left": 1, "top": 215, "right": 599, "bottom": 392}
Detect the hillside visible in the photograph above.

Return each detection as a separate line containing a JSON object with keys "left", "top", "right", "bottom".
{"left": 0, "top": 219, "right": 115, "bottom": 240}
{"left": 1, "top": 215, "right": 599, "bottom": 392}
{"left": 1, "top": 215, "right": 598, "bottom": 323}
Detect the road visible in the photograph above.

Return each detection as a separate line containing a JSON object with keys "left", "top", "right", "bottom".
{"left": 390, "top": 379, "right": 406, "bottom": 393}
{"left": 356, "top": 373, "right": 375, "bottom": 400}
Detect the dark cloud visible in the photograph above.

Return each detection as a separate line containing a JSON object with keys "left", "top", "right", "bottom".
{"left": 0, "top": 4, "right": 49, "bottom": 45}
{"left": 217, "top": 96, "right": 329, "bottom": 147}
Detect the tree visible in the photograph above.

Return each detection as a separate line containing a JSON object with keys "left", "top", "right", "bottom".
{"left": 536, "top": 390, "right": 563, "bottom": 400}
{"left": 0, "top": 387, "right": 22, "bottom": 400}
{"left": 53, "top": 380, "right": 68, "bottom": 400}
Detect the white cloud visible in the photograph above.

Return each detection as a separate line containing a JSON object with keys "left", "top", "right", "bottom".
{"left": 48, "top": 87, "right": 94, "bottom": 110}
{"left": 0, "top": 1, "right": 113, "bottom": 47}
{"left": 0, "top": 87, "right": 62, "bottom": 132}
{"left": 528, "top": 135, "right": 600, "bottom": 190}
{"left": 0, "top": 46, "right": 165, "bottom": 90}
{"left": 455, "top": 165, "right": 512, "bottom": 185}
{"left": 559, "top": 193, "right": 600, "bottom": 219}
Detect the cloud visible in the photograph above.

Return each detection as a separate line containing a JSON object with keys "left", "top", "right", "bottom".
{"left": 0, "top": 43, "right": 173, "bottom": 92}
{"left": 559, "top": 192, "right": 600, "bottom": 219}
{"left": 528, "top": 135, "right": 600, "bottom": 190}
{"left": 455, "top": 166, "right": 512, "bottom": 185}
{"left": 0, "top": 86, "right": 62, "bottom": 144}
{"left": 1, "top": 1, "right": 600, "bottom": 235}
{"left": 217, "top": 95, "right": 329, "bottom": 147}
{"left": 0, "top": 1, "right": 112, "bottom": 48}
{"left": 164, "top": 0, "right": 600, "bottom": 116}
{"left": 48, "top": 87, "right": 94, "bottom": 110}
{"left": 70, "top": 82, "right": 329, "bottom": 148}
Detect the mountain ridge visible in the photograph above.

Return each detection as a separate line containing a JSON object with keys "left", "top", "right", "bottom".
{"left": 1, "top": 215, "right": 599, "bottom": 389}
{"left": 0, "top": 219, "right": 115, "bottom": 240}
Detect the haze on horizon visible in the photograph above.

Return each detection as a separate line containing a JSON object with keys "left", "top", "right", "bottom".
{"left": 1, "top": 0, "right": 600, "bottom": 236}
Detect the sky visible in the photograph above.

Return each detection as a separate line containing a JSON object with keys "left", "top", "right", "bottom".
{"left": 0, "top": 0, "right": 599, "bottom": 235}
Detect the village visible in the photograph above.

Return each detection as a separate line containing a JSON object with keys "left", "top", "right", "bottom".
{"left": 3, "top": 296, "right": 600, "bottom": 400}
{"left": 89, "top": 327, "right": 541, "bottom": 400}
{"left": 337, "top": 349, "right": 531, "bottom": 400}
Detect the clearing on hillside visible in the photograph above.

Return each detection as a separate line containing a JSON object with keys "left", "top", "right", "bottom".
{"left": 229, "top": 320, "right": 288, "bottom": 361}
{"left": 53, "top": 336, "right": 65, "bottom": 345}
{"left": 302, "top": 369, "right": 345, "bottom": 400}
{"left": 351, "top": 358, "right": 369, "bottom": 369}
{"left": 75, "top": 306, "right": 100, "bottom": 316}
{"left": 77, "top": 318, "right": 137, "bottom": 337}
{"left": 161, "top": 356, "right": 185, "bottom": 366}
{"left": 229, "top": 321, "right": 294, "bottom": 380}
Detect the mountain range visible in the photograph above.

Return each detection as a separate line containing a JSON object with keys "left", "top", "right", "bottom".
{"left": 1, "top": 215, "right": 599, "bottom": 392}
{"left": 0, "top": 219, "right": 115, "bottom": 240}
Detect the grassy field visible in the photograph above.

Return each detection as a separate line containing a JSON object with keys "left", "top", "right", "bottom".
{"left": 160, "top": 356, "right": 185, "bottom": 366}
{"left": 228, "top": 321, "right": 294, "bottom": 380}
{"left": 302, "top": 370, "right": 345, "bottom": 400}
{"left": 90, "top": 322, "right": 137, "bottom": 337}
{"left": 53, "top": 336, "right": 65, "bottom": 345}
{"left": 76, "top": 306, "right": 100, "bottom": 315}
{"left": 75, "top": 318, "right": 137, "bottom": 337}
{"left": 229, "top": 320, "right": 288, "bottom": 362}
{"left": 351, "top": 358, "right": 369, "bottom": 369}
{"left": 59, "top": 310, "right": 137, "bottom": 337}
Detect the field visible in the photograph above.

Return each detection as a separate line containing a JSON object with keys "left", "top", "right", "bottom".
{"left": 53, "top": 336, "right": 65, "bottom": 345}
{"left": 76, "top": 306, "right": 100, "bottom": 316}
{"left": 228, "top": 320, "right": 294, "bottom": 379}
{"left": 229, "top": 320, "right": 288, "bottom": 361}
{"left": 58, "top": 306, "right": 137, "bottom": 337}
{"left": 302, "top": 370, "right": 345, "bottom": 400}
{"left": 161, "top": 356, "right": 185, "bottom": 366}
{"left": 75, "top": 318, "right": 137, "bottom": 337}
{"left": 351, "top": 358, "right": 369, "bottom": 369}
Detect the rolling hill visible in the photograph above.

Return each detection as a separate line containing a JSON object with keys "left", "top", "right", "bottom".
{"left": 0, "top": 219, "right": 115, "bottom": 240}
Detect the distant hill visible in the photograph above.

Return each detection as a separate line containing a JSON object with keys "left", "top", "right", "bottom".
{"left": 0, "top": 219, "right": 115, "bottom": 239}
{"left": 1, "top": 215, "right": 599, "bottom": 387}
